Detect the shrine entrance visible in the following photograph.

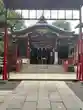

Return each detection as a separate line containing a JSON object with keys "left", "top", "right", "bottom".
{"left": 2, "top": 0, "right": 83, "bottom": 80}
{"left": 30, "top": 47, "right": 54, "bottom": 64}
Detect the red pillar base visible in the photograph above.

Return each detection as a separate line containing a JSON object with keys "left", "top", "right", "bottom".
{"left": 63, "top": 60, "right": 68, "bottom": 72}
{"left": 77, "top": 54, "right": 83, "bottom": 81}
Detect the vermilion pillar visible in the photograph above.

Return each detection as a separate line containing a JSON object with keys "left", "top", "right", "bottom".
{"left": 77, "top": 7, "right": 83, "bottom": 81}
{"left": 3, "top": 27, "right": 8, "bottom": 80}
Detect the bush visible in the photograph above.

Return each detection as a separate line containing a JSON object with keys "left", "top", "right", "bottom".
{"left": 68, "top": 65, "right": 74, "bottom": 72}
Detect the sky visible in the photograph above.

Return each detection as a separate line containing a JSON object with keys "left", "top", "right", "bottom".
{"left": 16, "top": 7, "right": 83, "bottom": 33}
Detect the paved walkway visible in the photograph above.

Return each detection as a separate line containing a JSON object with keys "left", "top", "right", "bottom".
{"left": 0, "top": 81, "right": 83, "bottom": 110}
{"left": 0, "top": 91, "right": 12, "bottom": 105}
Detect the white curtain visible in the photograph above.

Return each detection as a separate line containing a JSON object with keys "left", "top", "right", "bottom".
{"left": 54, "top": 52, "right": 58, "bottom": 64}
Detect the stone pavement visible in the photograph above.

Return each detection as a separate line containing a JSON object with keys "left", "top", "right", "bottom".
{"left": 0, "top": 91, "right": 12, "bottom": 105}
{"left": 0, "top": 81, "right": 83, "bottom": 110}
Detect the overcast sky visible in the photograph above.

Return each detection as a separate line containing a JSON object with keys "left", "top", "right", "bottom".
{"left": 16, "top": 7, "right": 83, "bottom": 33}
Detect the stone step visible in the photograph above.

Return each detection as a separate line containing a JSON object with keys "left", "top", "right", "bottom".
{"left": 21, "top": 65, "right": 64, "bottom": 73}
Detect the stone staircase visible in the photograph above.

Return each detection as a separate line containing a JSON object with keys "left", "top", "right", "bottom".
{"left": 21, "top": 64, "right": 64, "bottom": 73}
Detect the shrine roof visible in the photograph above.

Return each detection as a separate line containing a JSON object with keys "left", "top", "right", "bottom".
{"left": 3, "top": 0, "right": 83, "bottom": 10}
{"left": 13, "top": 23, "right": 74, "bottom": 36}
{"left": 13, "top": 15, "right": 74, "bottom": 37}
{"left": 75, "top": 23, "right": 83, "bottom": 28}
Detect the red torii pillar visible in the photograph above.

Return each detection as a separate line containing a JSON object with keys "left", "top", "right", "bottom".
{"left": 3, "top": 27, "right": 8, "bottom": 80}
{"left": 77, "top": 7, "right": 83, "bottom": 81}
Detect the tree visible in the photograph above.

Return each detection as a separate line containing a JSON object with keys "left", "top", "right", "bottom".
{"left": 7, "top": 10, "right": 26, "bottom": 30}
{"left": 0, "top": 0, "right": 5, "bottom": 16}
{"left": 52, "top": 20, "right": 71, "bottom": 31}
{"left": 0, "top": 0, "right": 26, "bottom": 30}
{"left": 0, "top": 0, "right": 26, "bottom": 56}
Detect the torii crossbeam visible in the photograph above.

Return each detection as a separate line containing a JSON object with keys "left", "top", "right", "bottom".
{"left": 3, "top": 0, "right": 83, "bottom": 9}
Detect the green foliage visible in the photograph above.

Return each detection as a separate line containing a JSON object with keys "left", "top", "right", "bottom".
{"left": 0, "top": 0, "right": 26, "bottom": 56}
{"left": 68, "top": 65, "right": 74, "bottom": 72}
{"left": 0, "top": 0, "right": 5, "bottom": 16}
{"left": 0, "top": 0, "right": 26, "bottom": 30}
{"left": 52, "top": 20, "right": 71, "bottom": 31}
{"left": 7, "top": 10, "right": 25, "bottom": 30}
{"left": 0, "top": 41, "right": 4, "bottom": 55}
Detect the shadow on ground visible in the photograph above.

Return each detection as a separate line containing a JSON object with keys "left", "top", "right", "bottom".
{"left": 66, "top": 81, "right": 83, "bottom": 101}
{"left": 0, "top": 81, "right": 21, "bottom": 90}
